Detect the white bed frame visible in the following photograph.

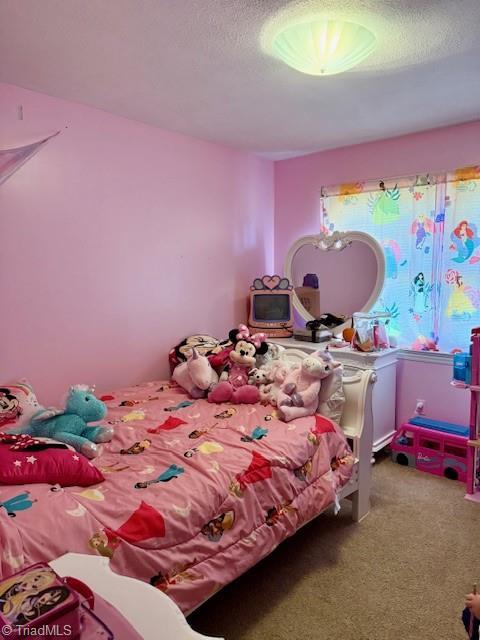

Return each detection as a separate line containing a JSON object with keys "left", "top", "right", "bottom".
{"left": 50, "top": 354, "right": 374, "bottom": 639}
{"left": 50, "top": 553, "right": 220, "bottom": 640}
{"left": 282, "top": 347, "right": 374, "bottom": 522}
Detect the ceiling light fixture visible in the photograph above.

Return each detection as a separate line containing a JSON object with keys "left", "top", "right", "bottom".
{"left": 272, "top": 19, "right": 376, "bottom": 76}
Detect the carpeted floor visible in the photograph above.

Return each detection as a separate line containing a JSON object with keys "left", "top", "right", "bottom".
{"left": 188, "top": 454, "right": 480, "bottom": 640}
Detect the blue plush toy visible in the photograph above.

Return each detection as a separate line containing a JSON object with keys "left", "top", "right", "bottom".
{"left": 9, "top": 385, "right": 113, "bottom": 458}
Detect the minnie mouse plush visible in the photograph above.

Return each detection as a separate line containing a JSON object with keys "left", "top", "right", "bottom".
{"left": 207, "top": 325, "right": 268, "bottom": 404}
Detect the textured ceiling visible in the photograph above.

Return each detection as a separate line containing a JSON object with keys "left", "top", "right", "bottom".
{"left": 1, "top": 0, "right": 479, "bottom": 158}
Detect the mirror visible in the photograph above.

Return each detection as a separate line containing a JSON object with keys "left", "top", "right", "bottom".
{"left": 285, "top": 231, "right": 385, "bottom": 331}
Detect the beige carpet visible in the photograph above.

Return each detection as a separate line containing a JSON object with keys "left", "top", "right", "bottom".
{"left": 189, "top": 454, "right": 480, "bottom": 640}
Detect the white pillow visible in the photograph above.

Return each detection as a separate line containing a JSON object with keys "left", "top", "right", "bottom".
{"left": 0, "top": 380, "right": 41, "bottom": 430}
{"left": 317, "top": 363, "right": 345, "bottom": 423}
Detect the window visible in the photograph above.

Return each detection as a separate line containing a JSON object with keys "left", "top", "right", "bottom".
{"left": 320, "top": 167, "right": 480, "bottom": 352}
{"left": 444, "top": 443, "right": 467, "bottom": 459}
{"left": 419, "top": 438, "right": 441, "bottom": 451}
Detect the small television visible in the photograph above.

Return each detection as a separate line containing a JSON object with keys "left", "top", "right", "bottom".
{"left": 248, "top": 276, "right": 293, "bottom": 337}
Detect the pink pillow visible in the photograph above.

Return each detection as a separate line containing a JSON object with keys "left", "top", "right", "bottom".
{"left": 0, "top": 380, "right": 41, "bottom": 430}
{"left": 0, "top": 440, "right": 104, "bottom": 487}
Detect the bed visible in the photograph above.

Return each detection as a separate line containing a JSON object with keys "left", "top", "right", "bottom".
{"left": 0, "top": 349, "right": 374, "bottom": 614}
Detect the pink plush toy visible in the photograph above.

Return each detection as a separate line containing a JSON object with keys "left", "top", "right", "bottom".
{"left": 172, "top": 348, "right": 218, "bottom": 398}
{"left": 277, "top": 351, "right": 338, "bottom": 422}
{"left": 411, "top": 335, "right": 439, "bottom": 352}
{"left": 208, "top": 326, "right": 268, "bottom": 404}
{"left": 266, "top": 360, "right": 294, "bottom": 407}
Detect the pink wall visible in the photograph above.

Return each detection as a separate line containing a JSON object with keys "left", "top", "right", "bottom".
{"left": 2, "top": 80, "right": 476, "bottom": 425}
{"left": 274, "top": 120, "right": 480, "bottom": 426}
{"left": 396, "top": 359, "right": 470, "bottom": 427}
{"left": 0, "top": 83, "right": 274, "bottom": 405}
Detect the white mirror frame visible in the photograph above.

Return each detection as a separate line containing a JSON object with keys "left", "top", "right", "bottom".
{"left": 284, "top": 230, "right": 386, "bottom": 332}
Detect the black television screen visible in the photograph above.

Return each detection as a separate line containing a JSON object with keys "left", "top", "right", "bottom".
{"left": 253, "top": 294, "right": 290, "bottom": 322}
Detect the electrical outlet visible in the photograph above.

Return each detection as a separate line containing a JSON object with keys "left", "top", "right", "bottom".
{"left": 415, "top": 399, "right": 425, "bottom": 414}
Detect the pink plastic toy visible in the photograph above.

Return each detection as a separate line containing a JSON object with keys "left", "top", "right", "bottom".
{"left": 0, "top": 563, "right": 81, "bottom": 638}
{"left": 451, "top": 326, "right": 480, "bottom": 500}
{"left": 466, "top": 328, "right": 480, "bottom": 497}
{"left": 411, "top": 335, "right": 439, "bottom": 352}
{"left": 391, "top": 417, "right": 469, "bottom": 482}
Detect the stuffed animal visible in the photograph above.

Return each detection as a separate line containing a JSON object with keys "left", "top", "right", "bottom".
{"left": 208, "top": 325, "right": 268, "bottom": 404}
{"left": 248, "top": 367, "right": 274, "bottom": 403}
{"left": 316, "top": 350, "right": 345, "bottom": 422}
{"left": 255, "top": 342, "right": 285, "bottom": 368}
{"left": 9, "top": 385, "right": 113, "bottom": 458}
{"left": 248, "top": 367, "right": 270, "bottom": 387}
{"left": 169, "top": 334, "right": 233, "bottom": 375}
{"left": 266, "top": 360, "right": 293, "bottom": 407}
{"left": 411, "top": 335, "right": 439, "bottom": 352}
{"left": 172, "top": 348, "right": 219, "bottom": 398}
{"left": 277, "top": 351, "right": 338, "bottom": 422}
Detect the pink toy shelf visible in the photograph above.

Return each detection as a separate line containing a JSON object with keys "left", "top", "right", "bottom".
{"left": 451, "top": 326, "right": 480, "bottom": 502}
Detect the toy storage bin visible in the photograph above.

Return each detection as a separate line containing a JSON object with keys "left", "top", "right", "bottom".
{"left": 0, "top": 563, "right": 81, "bottom": 640}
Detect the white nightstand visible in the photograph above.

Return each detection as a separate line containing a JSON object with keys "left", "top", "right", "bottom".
{"left": 272, "top": 338, "right": 399, "bottom": 453}
{"left": 49, "top": 553, "right": 223, "bottom": 640}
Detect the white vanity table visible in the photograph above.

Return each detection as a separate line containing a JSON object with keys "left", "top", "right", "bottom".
{"left": 278, "top": 229, "right": 398, "bottom": 454}
{"left": 273, "top": 338, "right": 398, "bottom": 453}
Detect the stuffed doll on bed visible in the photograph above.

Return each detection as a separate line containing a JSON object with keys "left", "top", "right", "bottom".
{"left": 207, "top": 326, "right": 269, "bottom": 404}
{"left": 6, "top": 385, "right": 113, "bottom": 458}
{"left": 171, "top": 325, "right": 268, "bottom": 404}
{"left": 275, "top": 350, "right": 341, "bottom": 422}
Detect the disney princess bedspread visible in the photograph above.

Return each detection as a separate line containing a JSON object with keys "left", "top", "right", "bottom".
{"left": 0, "top": 381, "right": 354, "bottom": 613}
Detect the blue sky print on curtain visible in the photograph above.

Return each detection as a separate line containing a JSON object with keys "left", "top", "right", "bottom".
{"left": 321, "top": 168, "right": 480, "bottom": 353}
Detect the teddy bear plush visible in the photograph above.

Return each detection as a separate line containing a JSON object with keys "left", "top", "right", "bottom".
{"left": 248, "top": 367, "right": 274, "bottom": 404}
{"left": 207, "top": 325, "right": 268, "bottom": 404}
{"left": 277, "top": 351, "right": 339, "bottom": 422}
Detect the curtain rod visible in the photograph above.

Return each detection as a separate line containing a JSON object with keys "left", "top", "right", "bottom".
{"left": 320, "top": 165, "right": 479, "bottom": 197}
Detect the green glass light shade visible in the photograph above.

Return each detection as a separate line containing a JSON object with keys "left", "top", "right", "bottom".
{"left": 272, "top": 19, "right": 376, "bottom": 76}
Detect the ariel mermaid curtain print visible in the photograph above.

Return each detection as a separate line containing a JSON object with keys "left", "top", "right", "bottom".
{"left": 440, "top": 168, "right": 480, "bottom": 352}
{"left": 320, "top": 166, "right": 480, "bottom": 352}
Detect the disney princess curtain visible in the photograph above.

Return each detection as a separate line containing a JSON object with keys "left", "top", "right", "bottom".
{"left": 0, "top": 131, "right": 60, "bottom": 186}
{"left": 440, "top": 169, "right": 480, "bottom": 352}
{"left": 320, "top": 166, "right": 480, "bottom": 352}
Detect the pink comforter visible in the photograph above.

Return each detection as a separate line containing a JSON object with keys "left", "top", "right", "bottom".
{"left": 0, "top": 381, "right": 353, "bottom": 613}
